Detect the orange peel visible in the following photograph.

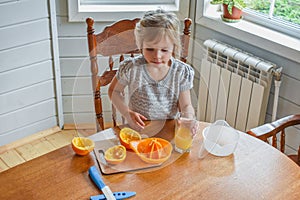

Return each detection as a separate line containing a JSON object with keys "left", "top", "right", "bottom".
{"left": 119, "top": 127, "right": 142, "bottom": 149}
{"left": 104, "top": 145, "right": 126, "bottom": 165}
{"left": 130, "top": 138, "right": 173, "bottom": 164}
{"left": 71, "top": 137, "right": 95, "bottom": 156}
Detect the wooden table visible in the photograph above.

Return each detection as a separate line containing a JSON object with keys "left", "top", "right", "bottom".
{"left": 1, "top": 120, "right": 299, "bottom": 200}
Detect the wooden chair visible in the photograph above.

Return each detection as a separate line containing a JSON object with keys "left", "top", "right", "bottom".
{"left": 86, "top": 17, "right": 192, "bottom": 131}
{"left": 247, "top": 114, "right": 300, "bottom": 166}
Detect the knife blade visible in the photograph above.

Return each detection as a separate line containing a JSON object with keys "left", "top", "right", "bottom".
{"left": 89, "top": 166, "right": 116, "bottom": 200}
{"left": 90, "top": 191, "right": 136, "bottom": 200}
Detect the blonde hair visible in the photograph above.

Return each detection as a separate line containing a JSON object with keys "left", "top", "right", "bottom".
{"left": 135, "top": 9, "right": 181, "bottom": 58}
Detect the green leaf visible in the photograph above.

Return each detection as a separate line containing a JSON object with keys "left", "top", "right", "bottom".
{"left": 228, "top": 3, "right": 233, "bottom": 15}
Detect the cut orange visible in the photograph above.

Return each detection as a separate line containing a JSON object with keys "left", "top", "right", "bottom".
{"left": 119, "top": 127, "right": 142, "bottom": 149}
{"left": 130, "top": 138, "right": 173, "bottom": 164}
{"left": 71, "top": 137, "right": 95, "bottom": 156}
{"left": 104, "top": 145, "right": 126, "bottom": 165}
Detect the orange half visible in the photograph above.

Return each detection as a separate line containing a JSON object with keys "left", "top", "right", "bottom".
{"left": 104, "top": 145, "right": 126, "bottom": 165}
{"left": 71, "top": 137, "right": 95, "bottom": 156}
{"left": 130, "top": 138, "right": 173, "bottom": 164}
{"left": 119, "top": 127, "right": 142, "bottom": 149}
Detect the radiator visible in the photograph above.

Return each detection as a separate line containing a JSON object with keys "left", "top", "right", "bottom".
{"left": 197, "top": 39, "right": 282, "bottom": 132}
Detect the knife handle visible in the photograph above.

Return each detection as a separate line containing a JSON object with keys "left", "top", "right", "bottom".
{"left": 89, "top": 166, "right": 116, "bottom": 200}
{"left": 89, "top": 166, "right": 106, "bottom": 189}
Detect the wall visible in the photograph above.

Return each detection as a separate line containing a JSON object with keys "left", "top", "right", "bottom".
{"left": 56, "top": 0, "right": 111, "bottom": 128}
{"left": 0, "top": 0, "right": 58, "bottom": 145}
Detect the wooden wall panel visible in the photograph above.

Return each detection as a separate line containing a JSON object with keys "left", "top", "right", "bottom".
{"left": 60, "top": 58, "right": 91, "bottom": 77}
{"left": 0, "top": 0, "right": 58, "bottom": 146}
{"left": 0, "top": 19, "right": 50, "bottom": 50}
{"left": 0, "top": 117, "right": 57, "bottom": 146}
{"left": 279, "top": 75, "right": 300, "bottom": 105}
{"left": 61, "top": 77, "right": 92, "bottom": 95}
{"left": 0, "top": 100, "right": 56, "bottom": 135}
{"left": 58, "top": 38, "right": 88, "bottom": 57}
{"left": 62, "top": 95, "right": 94, "bottom": 113}
{"left": 0, "top": 41, "right": 52, "bottom": 72}
{"left": 0, "top": 81, "right": 55, "bottom": 115}
{"left": 0, "top": 0, "right": 48, "bottom": 27}
{"left": 63, "top": 95, "right": 113, "bottom": 113}
{"left": 60, "top": 56, "right": 111, "bottom": 77}
{"left": 63, "top": 111, "right": 122, "bottom": 126}
{"left": 0, "top": 61, "right": 53, "bottom": 94}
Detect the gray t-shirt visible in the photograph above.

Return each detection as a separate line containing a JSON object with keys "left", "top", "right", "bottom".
{"left": 116, "top": 55, "right": 194, "bottom": 120}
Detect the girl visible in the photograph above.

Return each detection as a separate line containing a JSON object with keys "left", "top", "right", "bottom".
{"left": 108, "top": 9, "right": 195, "bottom": 131}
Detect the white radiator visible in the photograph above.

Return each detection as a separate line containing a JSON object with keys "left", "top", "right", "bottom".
{"left": 197, "top": 39, "right": 282, "bottom": 132}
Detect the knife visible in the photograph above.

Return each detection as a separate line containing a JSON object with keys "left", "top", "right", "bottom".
{"left": 89, "top": 166, "right": 136, "bottom": 200}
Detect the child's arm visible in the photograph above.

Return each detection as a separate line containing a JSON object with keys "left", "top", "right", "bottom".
{"left": 179, "top": 90, "right": 199, "bottom": 136}
{"left": 108, "top": 77, "right": 146, "bottom": 130}
{"left": 178, "top": 90, "right": 195, "bottom": 115}
{"left": 108, "top": 77, "right": 128, "bottom": 117}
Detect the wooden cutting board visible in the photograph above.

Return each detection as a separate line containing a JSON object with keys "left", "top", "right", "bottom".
{"left": 94, "top": 138, "right": 162, "bottom": 175}
{"left": 91, "top": 120, "right": 179, "bottom": 175}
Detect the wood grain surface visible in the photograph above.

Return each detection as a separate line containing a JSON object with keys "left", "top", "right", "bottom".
{"left": 0, "top": 120, "right": 299, "bottom": 200}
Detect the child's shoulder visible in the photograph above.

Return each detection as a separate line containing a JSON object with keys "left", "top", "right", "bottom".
{"left": 172, "top": 58, "right": 194, "bottom": 73}
{"left": 121, "top": 55, "right": 145, "bottom": 66}
{"left": 119, "top": 55, "right": 145, "bottom": 74}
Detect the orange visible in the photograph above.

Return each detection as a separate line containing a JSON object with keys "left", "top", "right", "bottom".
{"left": 130, "top": 138, "right": 173, "bottom": 164}
{"left": 104, "top": 145, "right": 126, "bottom": 165}
{"left": 71, "top": 137, "right": 95, "bottom": 156}
{"left": 119, "top": 127, "right": 142, "bottom": 149}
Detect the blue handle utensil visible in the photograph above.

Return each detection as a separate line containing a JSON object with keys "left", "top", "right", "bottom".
{"left": 90, "top": 191, "right": 136, "bottom": 200}
{"left": 89, "top": 166, "right": 136, "bottom": 200}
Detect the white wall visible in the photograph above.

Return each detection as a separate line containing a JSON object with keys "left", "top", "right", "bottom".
{"left": 56, "top": 0, "right": 109, "bottom": 127}
{"left": 0, "top": 0, "right": 58, "bottom": 145}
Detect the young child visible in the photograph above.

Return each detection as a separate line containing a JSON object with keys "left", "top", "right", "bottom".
{"left": 108, "top": 9, "right": 195, "bottom": 131}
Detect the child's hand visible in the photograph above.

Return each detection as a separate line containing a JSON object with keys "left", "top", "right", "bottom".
{"left": 126, "top": 111, "right": 147, "bottom": 131}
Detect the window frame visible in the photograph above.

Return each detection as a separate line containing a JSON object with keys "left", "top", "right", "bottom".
{"left": 68, "top": 0, "right": 187, "bottom": 22}
{"left": 243, "top": 7, "right": 300, "bottom": 39}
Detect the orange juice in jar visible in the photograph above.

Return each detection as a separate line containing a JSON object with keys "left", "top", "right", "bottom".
{"left": 175, "top": 127, "right": 193, "bottom": 151}
{"left": 174, "top": 112, "right": 196, "bottom": 153}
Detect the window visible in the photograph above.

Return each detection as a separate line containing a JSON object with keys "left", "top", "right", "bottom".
{"left": 80, "top": 0, "right": 175, "bottom": 5}
{"left": 244, "top": 0, "right": 300, "bottom": 38}
{"left": 68, "top": 0, "right": 183, "bottom": 22}
{"left": 196, "top": 0, "right": 299, "bottom": 63}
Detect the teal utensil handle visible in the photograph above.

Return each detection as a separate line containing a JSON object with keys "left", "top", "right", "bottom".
{"left": 89, "top": 166, "right": 106, "bottom": 189}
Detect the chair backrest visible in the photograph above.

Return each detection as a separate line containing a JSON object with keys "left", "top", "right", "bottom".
{"left": 86, "top": 17, "right": 192, "bottom": 131}
{"left": 247, "top": 114, "right": 300, "bottom": 166}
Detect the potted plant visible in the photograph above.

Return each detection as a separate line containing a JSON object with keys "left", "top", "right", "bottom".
{"left": 210, "top": 0, "right": 247, "bottom": 22}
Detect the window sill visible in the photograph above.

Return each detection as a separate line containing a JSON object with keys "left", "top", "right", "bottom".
{"left": 196, "top": 10, "right": 300, "bottom": 63}
{"left": 67, "top": 0, "right": 189, "bottom": 22}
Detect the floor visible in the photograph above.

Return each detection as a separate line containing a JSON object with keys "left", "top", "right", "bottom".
{"left": 0, "top": 127, "right": 96, "bottom": 173}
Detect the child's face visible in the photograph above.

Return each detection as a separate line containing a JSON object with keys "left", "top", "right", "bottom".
{"left": 142, "top": 36, "right": 174, "bottom": 67}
